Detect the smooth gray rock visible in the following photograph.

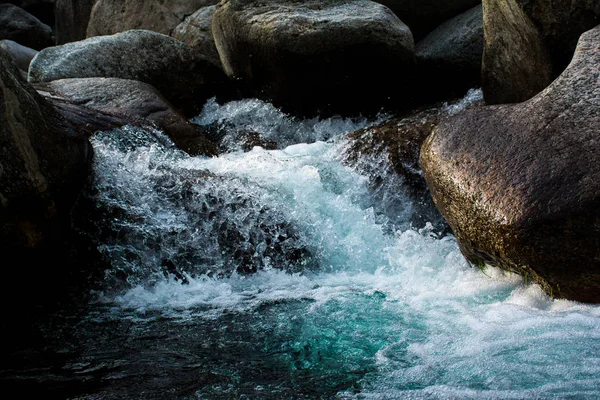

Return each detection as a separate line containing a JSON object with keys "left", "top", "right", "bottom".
{"left": 172, "top": 5, "right": 221, "bottom": 69}
{"left": 213, "top": 0, "right": 416, "bottom": 116}
{"left": 420, "top": 25, "right": 600, "bottom": 303}
{"left": 416, "top": 4, "right": 483, "bottom": 101}
{"left": 0, "top": 3, "right": 53, "bottom": 50}
{"left": 37, "top": 77, "right": 217, "bottom": 156}
{"left": 28, "top": 29, "right": 230, "bottom": 116}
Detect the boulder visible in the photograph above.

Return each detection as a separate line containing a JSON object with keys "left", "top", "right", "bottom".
{"left": 416, "top": 4, "right": 483, "bottom": 102}
{"left": 0, "top": 3, "right": 53, "bottom": 50}
{"left": 54, "top": 0, "right": 96, "bottom": 45}
{"left": 0, "top": 46, "right": 92, "bottom": 266}
{"left": 36, "top": 77, "right": 218, "bottom": 156}
{"left": 374, "top": 0, "right": 480, "bottom": 40}
{"left": 420, "top": 26, "right": 600, "bottom": 302}
{"left": 212, "top": 0, "right": 416, "bottom": 117}
{"left": 28, "top": 29, "right": 231, "bottom": 116}
{"left": 86, "top": 0, "right": 218, "bottom": 37}
{"left": 172, "top": 5, "right": 221, "bottom": 69}
{"left": 0, "top": 0, "right": 55, "bottom": 26}
{"left": 481, "top": 0, "right": 553, "bottom": 105}
{"left": 0, "top": 39, "right": 37, "bottom": 73}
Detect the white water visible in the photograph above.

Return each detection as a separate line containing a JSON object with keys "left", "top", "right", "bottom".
{"left": 83, "top": 95, "right": 600, "bottom": 399}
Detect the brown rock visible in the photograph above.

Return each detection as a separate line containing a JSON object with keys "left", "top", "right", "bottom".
{"left": 420, "top": 25, "right": 600, "bottom": 302}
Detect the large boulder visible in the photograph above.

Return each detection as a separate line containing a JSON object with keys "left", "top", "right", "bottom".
{"left": 212, "top": 0, "right": 416, "bottom": 117}
{"left": 374, "top": 0, "right": 480, "bottom": 40}
{"left": 54, "top": 0, "right": 96, "bottom": 45}
{"left": 415, "top": 4, "right": 483, "bottom": 102}
{"left": 0, "top": 3, "right": 53, "bottom": 50}
{"left": 86, "top": 0, "right": 218, "bottom": 37}
{"left": 0, "top": 39, "right": 37, "bottom": 73}
{"left": 420, "top": 26, "right": 600, "bottom": 303}
{"left": 172, "top": 5, "right": 221, "bottom": 69}
{"left": 28, "top": 29, "right": 230, "bottom": 116}
{"left": 36, "top": 77, "right": 217, "bottom": 156}
{"left": 481, "top": 0, "right": 552, "bottom": 105}
{"left": 0, "top": 46, "right": 92, "bottom": 267}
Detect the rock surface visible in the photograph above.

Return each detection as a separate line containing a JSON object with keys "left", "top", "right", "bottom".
{"left": 416, "top": 4, "right": 483, "bottom": 102}
{"left": 0, "top": 47, "right": 92, "bottom": 265}
{"left": 54, "top": 0, "right": 96, "bottom": 44}
{"left": 172, "top": 5, "right": 221, "bottom": 69}
{"left": 28, "top": 29, "right": 230, "bottom": 116}
{"left": 374, "top": 0, "right": 480, "bottom": 40}
{"left": 420, "top": 26, "right": 600, "bottom": 302}
{"left": 0, "top": 3, "right": 53, "bottom": 50}
{"left": 36, "top": 77, "right": 217, "bottom": 156}
{"left": 87, "top": 0, "right": 218, "bottom": 37}
{"left": 213, "top": 0, "right": 415, "bottom": 117}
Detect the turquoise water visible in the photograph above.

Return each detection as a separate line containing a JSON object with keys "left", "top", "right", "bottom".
{"left": 9, "top": 95, "right": 600, "bottom": 399}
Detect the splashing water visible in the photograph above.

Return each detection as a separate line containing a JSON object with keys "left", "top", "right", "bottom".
{"left": 10, "top": 95, "right": 600, "bottom": 399}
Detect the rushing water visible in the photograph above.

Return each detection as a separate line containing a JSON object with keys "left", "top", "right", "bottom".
{"left": 3, "top": 94, "right": 600, "bottom": 399}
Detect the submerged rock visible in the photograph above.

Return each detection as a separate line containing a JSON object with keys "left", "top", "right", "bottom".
{"left": 420, "top": 26, "right": 600, "bottom": 302}
{"left": 374, "top": 0, "right": 480, "bottom": 40}
{"left": 28, "top": 29, "right": 231, "bottom": 116}
{"left": 172, "top": 5, "right": 221, "bottom": 69}
{"left": 35, "top": 77, "right": 217, "bottom": 156}
{"left": 54, "top": 0, "right": 96, "bottom": 44}
{"left": 78, "top": 130, "right": 314, "bottom": 287}
{"left": 212, "top": 0, "right": 415, "bottom": 117}
{"left": 415, "top": 4, "right": 483, "bottom": 102}
{"left": 87, "top": 0, "right": 218, "bottom": 37}
{"left": 0, "top": 3, "right": 53, "bottom": 50}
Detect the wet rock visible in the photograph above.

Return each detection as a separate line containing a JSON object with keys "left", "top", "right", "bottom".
{"left": 0, "top": 39, "right": 37, "bottom": 73}
{"left": 28, "top": 29, "right": 231, "bottom": 117}
{"left": 172, "top": 5, "right": 221, "bottom": 69}
{"left": 212, "top": 0, "right": 415, "bottom": 117}
{"left": 420, "top": 26, "right": 600, "bottom": 302}
{"left": 80, "top": 156, "right": 315, "bottom": 286}
{"left": 0, "top": 3, "right": 53, "bottom": 50}
{"left": 87, "top": 0, "right": 218, "bottom": 37}
{"left": 54, "top": 0, "right": 96, "bottom": 45}
{"left": 374, "top": 0, "right": 480, "bottom": 40}
{"left": 481, "top": 0, "right": 553, "bottom": 104}
{"left": 415, "top": 5, "right": 483, "bottom": 102}
{"left": 35, "top": 77, "right": 218, "bottom": 156}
